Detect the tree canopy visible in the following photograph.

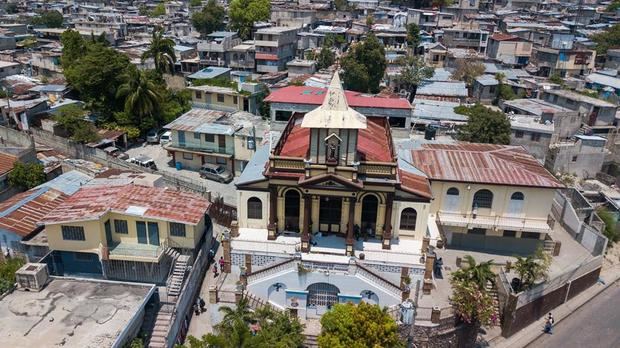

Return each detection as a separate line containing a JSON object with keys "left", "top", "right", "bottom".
{"left": 341, "top": 34, "right": 386, "bottom": 93}
{"left": 8, "top": 162, "right": 46, "bottom": 190}
{"left": 31, "top": 10, "right": 64, "bottom": 28}
{"left": 142, "top": 28, "right": 177, "bottom": 74}
{"left": 451, "top": 59, "right": 485, "bottom": 86}
{"left": 513, "top": 247, "right": 551, "bottom": 291}
{"left": 591, "top": 24, "right": 620, "bottom": 55}
{"left": 456, "top": 104, "right": 511, "bottom": 144}
{"left": 318, "top": 302, "right": 404, "bottom": 348}
{"left": 316, "top": 46, "right": 335, "bottom": 70}
{"left": 191, "top": 0, "right": 226, "bottom": 38}
{"left": 406, "top": 23, "right": 421, "bottom": 48}
{"left": 395, "top": 55, "right": 434, "bottom": 102}
{"left": 53, "top": 104, "right": 100, "bottom": 143}
{"left": 229, "top": 0, "right": 271, "bottom": 40}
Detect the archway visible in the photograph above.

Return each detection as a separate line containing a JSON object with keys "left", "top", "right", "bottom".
{"left": 307, "top": 283, "right": 340, "bottom": 307}
{"left": 360, "top": 290, "right": 379, "bottom": 305}
{"left": 361, "top": 195, "right": 379, "bottom": 236}
{"left": 284, "top": 190, "right": 301, "bottom": 232}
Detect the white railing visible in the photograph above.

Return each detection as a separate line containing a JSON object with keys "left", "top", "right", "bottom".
{"left": 438, "top": 211, "right": 551, "bottom": 233}
{"left": 246, "top": 258, "right": 297, "bottom": 284}
{"left": 354, "top": 262, "right": 402, "bottom": 299}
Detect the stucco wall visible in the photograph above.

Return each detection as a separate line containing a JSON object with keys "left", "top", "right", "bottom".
{"left": 393, "top": 201, "right": 430, "bottom": 240}
{"left": 237, "top": 190, "right": 270, "bottom": 229}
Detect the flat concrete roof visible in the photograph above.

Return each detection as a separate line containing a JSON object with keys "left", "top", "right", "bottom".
{"left": 0, "top": 277, "right": 153, "bottom": 348}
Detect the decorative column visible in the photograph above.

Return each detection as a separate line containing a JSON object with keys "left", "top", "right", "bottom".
{"left": 301, "top": 195, "right": 312, "bottom": 252}
{"left": 346, "top": 197, "right": 355, "bottom": 256}
{"left": 267, "top": 186, "right": 277, "bottom": 240}
{"left": 382, "top": 193, "right": 393, "bottom": 250}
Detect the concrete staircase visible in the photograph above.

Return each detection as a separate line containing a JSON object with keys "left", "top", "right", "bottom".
{"left": 168, "top": 254, "right": 190, "bottom": 297}
{"left": 543, "top": 238, "right": 556, "bottom": 254}
{"left": 304, "top": 334, "right": 319, "bottom": 348}
{"left": 148, "top": 303, "right": 175, "bottom": 348}
{"left": 486, "top": 280, "right": 501, "bottom": 322}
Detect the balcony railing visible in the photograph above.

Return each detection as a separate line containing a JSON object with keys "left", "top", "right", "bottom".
{"left": 104, "top": 239, "right": 168, "bottom": 261}
{"left": 437, "top": 211, "right": 551, "bottom": 233}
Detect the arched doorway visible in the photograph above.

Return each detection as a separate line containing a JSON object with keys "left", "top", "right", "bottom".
{"left": 361, "top": 195, "right": 379, "bottom": 236}
{"left": 307, "top": 283, "right": 340, "bottom": 307}
{"left": 284, "top": 190, "right": 301, "bottom": 232}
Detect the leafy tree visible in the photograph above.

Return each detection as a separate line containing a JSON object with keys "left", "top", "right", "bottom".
{"left": 395, "top": 55, "right": 434, "bottom": 102}
{"left": 341, "top": 33, "right": 386, "bottom": 93}
{"left": 450, "top": 278, "right": 497, "bottom": 347}
{"left": 149, "top": 4, "right": 166, "bottom": 17}
{"left": 318, "top": 302, "right": 404, "bottom": 348}
{"left": 548, "top": 73, "right": 565, "bottom": 87}
{"left": 597, "top": 208, "right": 619, "bottom": 243}
{"left": 513, "top": 247, "right": 552, "bottom": 291}
{"left": 452, "top": 255, "right": 495, "bottom": 290}
{"left": 8, "top": 162, "right": 46, "bottom": 190}
{"left": 116, "top": 68, "right": 163, "bottom": 131}
{"left": 366, "top": 15, "right": 374, "bottom": 27}
{"left": 0, "top": 258, "right": 25, "bottom": 294}
{"left": 191, "top": 0, "right": 226, "bottom": 38}
{"left": 60, "top": 30, "right": 87, "bottom": 67}
{"left": 591, "top": 24, "right": 620, "bottom": 55}
{"left": 451, "top": 59, "right": 485, "bottom": 86}
{"left": 406, "top": 23, "right": 421, "bottom": 48}
{"left": 607, "top": 0, "right": 620, "bottom": 12}
{"left": 142, "top": 28, "right": 177, "bottom": 74}
{"left": 456, "top": 104, "right": 511, "bottom": 144}
{"left": 229, "top": 0, "right": 271, "bottom": 40}
{"left": 432, "top": 0, "right": 453, "bottom": 7}
{"left": 334, "top": 0, "right": 348, "bottom": 10}
{"left": 5, "top": 3, "right": 18, "bottom": 14}
{"left": 189, "top": 0, "right": 203, "bottom": 7}
{"left": 53, "top": 104, "right": 100, "bottom": 143}
{"left": 31, "top": 10, "right": 64, "bottom": 28}
{"left": 316, "top": 46, "right": 335, "bottom": 70}
{"left": 324, "top": 34, "right": 346, "bottom": 49}
{"left": 138, "top": 5, "right": 149, "bottom": 16}
{"left": 495, "top": 73, "right": 516, "bottom": 102}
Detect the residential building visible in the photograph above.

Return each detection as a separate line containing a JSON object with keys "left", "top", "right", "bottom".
{"left": 472, "top": 75, "right": 499, "bottom": 104}
{"left": 72, "top": 13, "right": 127, "bottom": 43}
{"left": 414, "top": 81, "right": 469, "bottom": 103}
{"left": 197, "top": 32, "right": 242, "bottom": 67}
{"left": 509, "top": 114, "right": 555, "bottom": 161}
{"left": 545, "top": 135, "right": 607, "bottom": 179}
{"left": 187, "top": 66, "right": 231, "bottom": 81}
{"left": 254, "top": 27, "right": 298, "bottom": 73}
{"left": 270, "top": 7, "right": 316, "bottom": 28}
{"left": 0, "top": 147, "right": 37, "bottom": 201}
{"left": 0, "top": 32, "right": 16, "bottom": 51}
{"left": 229, "top": 43, "right": 256, "bottom": 71}
{"left": 264, "top": 84, "right": 412, "bottom": 128}
{"left": 0, "top": 60, "right": 20, "bottom": 78}
{"left": 532, "top": 46, "right": 596, "bottom": 78}
{"left": 189, "top": 83, "right": 261, "bottom": 114}
{"left": 286, "top": 59, "right": 316, "bottom": 77}
{"left": 604, "top": 49, "right": 620, "bottom": 70}
{"left": 407, "top": 9, "right": 454, "bottom": 31}
{"left": 442, "top": 26, "right": 489, "bottom": 54}
{"left": 486, "top": 33, "right": 532, "bottom": 66}
{"left": 39, "top": 184, "right": 212, "bottom": 283}
{"left": 585, "top": 72, "right": 620, "bottom": 97}
{"left": 31, "top": 52, "right": 63, "bottom": 77}
{"left": 407, "top": 144, "right": 564, "bottom": 255}
{"left": 540, "top": 89, "right": 617, "bottom": 129}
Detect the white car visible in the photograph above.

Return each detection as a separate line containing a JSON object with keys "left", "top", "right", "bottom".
{"left": 159, "top": 131, "right": 172, "bottom": 145}
{"left": 146, "top": 129, "right": 160, "bottom": 143}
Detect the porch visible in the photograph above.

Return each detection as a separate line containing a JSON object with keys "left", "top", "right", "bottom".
{"left": 106, "top": 241, "right": 167, "bottom": 262}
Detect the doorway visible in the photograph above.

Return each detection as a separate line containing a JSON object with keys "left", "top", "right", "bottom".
{"left": 361, "top": 195, "right": 378, "bottom": 235}
{"left": 307, "top": 282, "right": 340, "bottom": 307}
{"left": 284, "top": 190, "right": 301, "bottom": 232}
{"left": 319, "top": 196, "right": 342, "bottom": 233}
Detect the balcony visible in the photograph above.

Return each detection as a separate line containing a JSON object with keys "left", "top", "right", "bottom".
{"left": 437, "top": 211, "right": 551, "bottom": 233}
{"left": 102, "top": 240, "right": 168, "bottom": 262}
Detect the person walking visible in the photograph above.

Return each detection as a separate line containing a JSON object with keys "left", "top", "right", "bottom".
{"left": 199, "top": 296, "right": 206, "bottom": 312}
{"left": 544, "top": 313, "right": 554, "bottom": 334}
{"left": 213, "top": 264, "right": 219, "bottom": 278}
{"left": 219, "top": 256, "right": 225, "bottom": 273}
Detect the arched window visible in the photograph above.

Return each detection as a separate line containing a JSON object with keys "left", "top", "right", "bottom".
{"left": 247, "top": 197, "right": 262, "bottom": 219}
{"left": 447, "top": 187, "right": 459, "bottom": 196}
{"left": 511, "top": 192, "right": 524, "bottom": 200}
{"left": 472, "top": 189, "right": 493, "bottom": 209}
{"left": 508, "top": 192, "right": 525, "bottom": 215}
{"left": 400, "top": 208, "right": 418, "bottom": 230}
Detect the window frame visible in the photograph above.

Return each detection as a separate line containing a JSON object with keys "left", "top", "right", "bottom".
{"left": 399, "top": 208, "right": 418, "bottom": 231}
{"left": 247, "top": 197, "right": 263, "bottom": 219}
{"left": 61, "top": 226, "right": 86, "bottom": 241}
{"left": 472, "top": 189, "right": 493, "bottom": 209}
{"left": 205, "top": 133, "right": 215, "bottom": 142}
{"left": 183, "top": 152, "right": 193, "bottom": 160}
{"left": 170, "top": 222, "right": 187, "bottom": 237}
{"left": 217, "top": 94, "right": 225, "bottom": 103}
{"left": 515, "top": 130, "right": 524, "bottom": 138}
{"left": 114, "top": 219, "right": 128, "bottom": 234}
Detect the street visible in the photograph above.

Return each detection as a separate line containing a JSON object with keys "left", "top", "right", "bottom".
{"left": 527, "top": 280, "right": 620, "bottom": 348}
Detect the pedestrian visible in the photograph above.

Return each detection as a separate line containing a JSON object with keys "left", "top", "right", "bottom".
{"left": 213, "top": 264, "right": 219, "bottom": 278}
{"left": 544, "top": 313, "right": 554, "bottom": 334}
{"left": 193, "top": 303, "right": 200, "bottom": 316}
{"left": 219, "top": 256, "right": 225, "bottom": 273}
{"left": 199, "top": 296, "right": 206, "bottom": 312}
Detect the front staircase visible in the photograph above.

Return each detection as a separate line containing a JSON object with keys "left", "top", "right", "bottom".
{"left": 147, "top": 303, "right": 175, "bottom": 348}
{"left": 485, "top": 280, "right": 501, "bottom": 323}
{"left": 168, "top": 254, "right": 191, "bottom": 297}
{"left": 304, "top": 334, "right": 319, "bottom": 348}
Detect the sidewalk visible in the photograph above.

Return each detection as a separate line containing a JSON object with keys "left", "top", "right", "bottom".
{"left": 490, "top": 264, "right": 620, "bottom": 348}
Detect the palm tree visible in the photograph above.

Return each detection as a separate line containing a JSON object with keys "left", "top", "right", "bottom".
{"left": 116, "top": 68, "right": 162, "bottom": 127}
{"left": 513, "top": 248, "right": 551, "bottom": 291}
{"left": 453, "top": 255, "right": 495, "bottom": 290}
{"left": 141, "top": 28, "right": 176, "bottom": 74}
{"left": 217, "top": 295, "right": 254, "bottom": 330}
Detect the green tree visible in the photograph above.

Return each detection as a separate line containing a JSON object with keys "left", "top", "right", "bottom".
{"left": 60, "top": 30, "right": 87, "bottom": 67}
{"left": 452, "top": 255, "right": 495, "bottom": 290}
{"left": 53, "top": 104, "right": 100, "bottom": 143}
{"left": 591, "top": 24, "right": 620, "bottom": 55}
{"left": 191, "top": 0, "right": 226, "bottom": 38}
{"left": 395, "top": 55, "right": 434, "bottom": 102}
{"left": 549, "top": 73, "right": 565, "bottom": 87}
{"left": 116, "top": 68, "right": 163, "bottom": 131}
{"left": 607, "top": 0, "right": 620, "bottom": 12}
{"left": 513, "top": 247, "right": 552, "bottom": 291}
{"left": 8, "top": 162, "right": 46, "bottom": 190}
{"left": 229, "top": 0, "right": 271, "bottom": 40}
{"left": 138, "top": 5, "right": 149, "bottom": 16}
{"left": 318, "top": 302, "right": 404, "bottom": 348}
{"left": 334, "top": 0, "right": 347, "bottom": 10}
{"left": 0, "top": 258, "right": 25, "bottom": 294}
{"left": 31, "top": 10, "right": 64, "bottom": 28}
{"left": 456, "top": 104, "right": 511, "bottom": 144}
{"left": 406, "top": 23, "right": 421, "bottom": 48}
{"left": 496, "top": 73, "right": 516, "bottom": 102}
{"left": 189, "top": 0, "right": 203, "bottom": 6}
{"left": 5, "top": 3, "right": 18, "bottom": 14}
{"left": 450, "top": 277, "right": 497, "bottom": 347}
{"left": 316, "top": 46, "right": 335, "bottom": 70}
{"left": 142, "top": 28, "right": 177, "bottom": 74}
{"left": 597, "top": 208, "right": 619, "bottom": 243}
{"left": 451, "top": 59, "right": 486, "bottom": 86}
{"left": 149, "top": 4, "right": 166, "bottom": 17}
{"left": 341, "top": 34, "right": 386, "bottom": 93}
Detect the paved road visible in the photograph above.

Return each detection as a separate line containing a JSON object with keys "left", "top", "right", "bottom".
{"left": 527, "top": 281, "right": 620, "bottom": 348}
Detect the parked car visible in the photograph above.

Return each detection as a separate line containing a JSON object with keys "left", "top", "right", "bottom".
{"left": 146, "top": 129, "right": 160, "bottom": 143}
{"left": 199, "top": 163, "right": 233, "bottom": 183}
{"left": 159, "top": 131, "right": 172, "bottom": 145}
{"left": 103, "top": 146, "right": 129, "bottom": 160}
{"left": 127, "top": 155, "right": 158, "bottom": 170}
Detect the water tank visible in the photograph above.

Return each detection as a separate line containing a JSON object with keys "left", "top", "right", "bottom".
{"left": 175, "top": 162, "right": 182, "bottom": 170}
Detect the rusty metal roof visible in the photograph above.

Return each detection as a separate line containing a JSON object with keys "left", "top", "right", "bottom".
{"left": 409, "top": 144, "right": 564, "bottom": 188}
{"left": 40, "top": 184, "right": 211, "bottom": 225}
{"left": 0, "top": 187, "right": 67, "bottom": 237}
{"left": 0, "top": 152, "right": 17, "bottom": 176}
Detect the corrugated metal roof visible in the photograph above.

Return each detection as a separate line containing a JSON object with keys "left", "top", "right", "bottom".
{"left": 0, "top": 152, "right": 17, "bottom": 176}
{"left": 236, "top": 145, "right": 270, "bottom": 186}
{"left": 35, "top": 170, "right": 92, "bottom": 195}
{"left": 40, "top": 185, "right": 211, "bottom": 225}
{"left": 413, "top": 100, "right": 468, "bottom": 122}
{"left": 0, "top": 187, "right": 67, "bottom": 237}
{"left": 416, "top": 81, "right": 468, "bottom": 97}
{"left": 265, "top": 86, "right": 412, "bottom": 109}
{"left": 164, "top": 109, "right": 234, "bottom": 135}
{"left": 409, "top": 144, "right": 564, "bottom": 188}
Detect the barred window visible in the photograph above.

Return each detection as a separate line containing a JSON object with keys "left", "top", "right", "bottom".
{"left": 247, "top": 197, "right": 263, "bottom": 219}
{"left": 114, "top": 219, "right": 128, "bottom": 234}
{"left": 399, "top": 208, "right": 418, "bottom": 230}
{"left": 472, "top": 189, "right": 493, "bottom": 209}
{"left": 170, "top": 222, "right": 186, "bottom": 237}
{"left": 61, "top": 226, "right": 85, "bottom": 241}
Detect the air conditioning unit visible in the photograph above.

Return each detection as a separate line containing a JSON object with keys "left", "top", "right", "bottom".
{"left": 15, "top": 263, "right": 49, "bottom": 292}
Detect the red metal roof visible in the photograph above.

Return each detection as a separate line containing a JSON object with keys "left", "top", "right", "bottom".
{"left": 490, "top": 33, "right": 523, "bottom": 41}
{"left": 255, "top": 53, "right": 279, "bottom": 61}
{"left": 398, "top": 169, "right": 432, "bottom": 199}
{"left": 409, "top": 144, "right": 564, "bottom": 188}
{"left": 0, "top": 152, "right": 17, "bottom": 176}
{"left": 265, "top": 86, "right": 412, "bottom": 110}
{"left": 40, "top": 184, "right": 211, "bottom": 225}
{"left": 279, "top": 117, "right": 310, "bottom": 158}
{"left": 0, "top": 188, "right": 67, "bottom": 237}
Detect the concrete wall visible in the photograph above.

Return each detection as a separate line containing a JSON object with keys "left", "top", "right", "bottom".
{"left": 237, "top": 190, "right": 270, "bottom": 229}
{"left": 393, "top": 200, "right": 430, "bottom": 240}
{"left": 170, "top": 130, "right": 234, "bottom": 155}
{"left": 509, "top": 130, "right": 551, "bottom": 161}
{"left": 545, "top": 141, "right": 605, "bottom": 178}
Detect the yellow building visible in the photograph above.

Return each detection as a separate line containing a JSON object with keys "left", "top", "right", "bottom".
{"left": 39, "top": 184, "right": 212, "bottom": 283}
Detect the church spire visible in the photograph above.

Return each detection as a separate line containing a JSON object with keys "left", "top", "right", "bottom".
{"left": 301, "top": 73, "right": 367, "bottom": 129}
